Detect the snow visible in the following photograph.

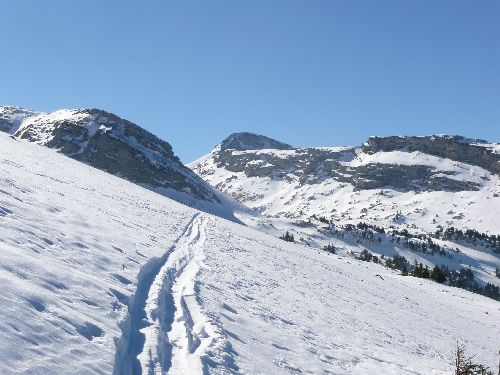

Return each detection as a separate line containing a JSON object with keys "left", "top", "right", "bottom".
{"left": 0, "top": 106, "right": 43, "bottom": 134}
{"left": 476, "top": 143, "right": 500, "bottom": 154}
{"left": 15, "top": 109, "right": 92, "bottom": 145}
{"left": 0, "top": 106, "right": 252, "bottom": 223}
{"left": 224, "top": 147, "right": 354, "bottom": 160}
{"left": 0, "top": 133, "right": 499, "bottom": 374}
{"left": 191, "top": 144, "right": 500, "bottom": 234}
{"left": 346, "top": 150, "right": 492, "bottom": 186}
{"left": 190, "top": 143, "right": 500, "bottom": 291}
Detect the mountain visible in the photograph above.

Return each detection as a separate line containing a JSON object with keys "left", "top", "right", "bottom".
{"left": 1, "top": 131, "right": 499, "bottom": 374}
{"left": 190, "top": 132, "right": 500, "bottom": 291}
{"left": 218, "top": 131, "right": 294, "bottom": 152}
{"left": 0, "top": 105, "right": 245, "bottom": 221}
{"left": 190, "top": 132, "right": 499, "bottom": 228}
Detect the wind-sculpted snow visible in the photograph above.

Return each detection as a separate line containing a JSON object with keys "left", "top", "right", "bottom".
{"left": 0, "top": 133, "right": 499, "bottom": 374}
{"left": 197, "top": 219, "right": 499, "bottom": 374}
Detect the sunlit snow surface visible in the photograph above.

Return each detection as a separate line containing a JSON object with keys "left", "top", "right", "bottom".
{"left": 190, "top": 145, "right": 500, "bottom": 289}
{"left": 0, "top": 134, "right": 498, "bottom": 374}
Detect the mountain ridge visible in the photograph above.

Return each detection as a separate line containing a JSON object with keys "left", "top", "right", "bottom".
{"left": 363, "top": 135, "right": 500, "bottom": 175}
{"left": 0, "top": 105, "right": 250, "bottom": 221}
{"left": 190, "top": 131, "right": 500, "bottom": 295}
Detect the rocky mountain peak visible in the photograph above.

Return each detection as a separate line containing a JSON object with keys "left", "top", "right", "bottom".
{"left": 219, "top": 132, "right": 293, "bottom": 152}
{"left": 14, "top": 107, "right": 176, "bottom": 162}
{"left": 0, "top": 106, "right": 245, "bottom": 218}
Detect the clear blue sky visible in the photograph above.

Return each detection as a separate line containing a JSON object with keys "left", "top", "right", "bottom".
{"left": 1, "top": 1, "right": 498, "bottom": 162}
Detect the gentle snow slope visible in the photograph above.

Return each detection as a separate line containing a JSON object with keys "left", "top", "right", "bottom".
{"left": 0, "top": 134, "right": 498, "bottom": 374}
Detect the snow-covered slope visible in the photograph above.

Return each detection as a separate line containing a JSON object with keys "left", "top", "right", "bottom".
{"left": 1, "top": 133, "right": 499, "bottom": 374}
{"left": 0, "top": 105, "right": 248, "bottom": 221}
{"left": 190, "top": 133, "right": 500, "bottom": 289}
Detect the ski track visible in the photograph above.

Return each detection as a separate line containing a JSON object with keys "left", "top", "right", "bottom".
{"left": 131, "top": 213, "right": 221, "bottom": 375}
{"left": 1, "top": 133, "right": 499, "bottom": 375}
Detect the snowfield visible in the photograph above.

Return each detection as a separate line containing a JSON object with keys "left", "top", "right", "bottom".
{"left": 190, "top": 137, "right": 500, "bottom": 290}
{"left": 0, "top": 133, "right": 499, "bottom": 374}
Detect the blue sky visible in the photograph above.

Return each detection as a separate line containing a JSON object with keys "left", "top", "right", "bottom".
{"left": 1, "top": 1, "right": 498, "bottom": 162}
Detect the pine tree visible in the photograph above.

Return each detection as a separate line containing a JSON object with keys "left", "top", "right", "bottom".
{"left": 431, "top": 265, "right": 447, "bottom": 283}
{"left": 322, "top": 244, "right": 336, "bottom": 254}
{"left": 422, "top": 265, "right": 431, "bottom": 279}
{"left": 279, "top": 231, "right": 295, "bottom": 243}
{"left": 453, "top": 344, "right": 495, "bottom": 375}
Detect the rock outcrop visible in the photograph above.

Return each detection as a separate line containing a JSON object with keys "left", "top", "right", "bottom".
{"left": 0, "top": 106, "right": 39, "bottom": 134}
{"left": 208, "top": 134, "right": 485, "bottom": 193}
{"left": 0, "top": 106, "right": 219, "bottom": 204}
{"left": 219, "top": 132, "right": 293, "bottom": 152}
{"left": 363, "top": 135, "right": 500, "bottom": 175}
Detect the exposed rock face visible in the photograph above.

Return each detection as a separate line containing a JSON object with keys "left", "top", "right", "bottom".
{"left": 210, "top": 135, "right": 483, "bottom": 193}
{"left": 214, "top": 146, "right": 350, "bottom": 183}
{"left": 219, "top": 132, "right": 293, "bottom": 152}
{"left": 0, "top": 106, "right": 219, "bottom": 204}
{"left": 0, "top": 106, "right": 40, "bottom": 134}
{"left": 363, "top": 135, "right": 500, "bottom": 175}
{"left": 349, "top": 164, "right": 480, "bottom": 192}
{"left": 192, "top": 132, "right": 499, "bottom": 236}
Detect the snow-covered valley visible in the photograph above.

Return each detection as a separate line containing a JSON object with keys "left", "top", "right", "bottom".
{"left": 0, "top": 128, "right": 499, "bottom": 373}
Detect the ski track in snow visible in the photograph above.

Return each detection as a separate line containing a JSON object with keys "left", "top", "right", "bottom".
{"left": 1, "top": 133, "right": 499, "bottom": 375}
{"left": 116, "top": 213, "right": 223, "bottom": 375}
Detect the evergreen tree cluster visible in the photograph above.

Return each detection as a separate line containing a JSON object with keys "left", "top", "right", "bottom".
{"left": 385, "top": 254, "right": 409, "bottom": 275}
{"left": 322, "top": 244, "right": 336, "bottom": 254}
{"left": 483, "top": 283, "right": 500, "bottom": 300}
{"left": 330, "top": 221, "right": 452, "bottom": 258}
{"left": 388, "top": 227, "right": 452, "bottom": 257}
{"left": 436, "top": 227, "right": 500, "bottom": 253}
{"left": 357, "top": 249, "right": 373, "bottom": 262}
{"left": 385, "top": 255, "right": 500, "bottom": 301}
{"left": 279, "top": 231, "right": 295, "bottom": 242}
{"left": 412, "top": 261, "right": 431, "bottom": 279}
{"left": 430, "top": 264, "right": 447, "bottom": 283}
{"left": 314, "top": 217, "right": 500, "bottom": 300}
